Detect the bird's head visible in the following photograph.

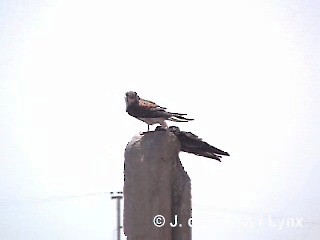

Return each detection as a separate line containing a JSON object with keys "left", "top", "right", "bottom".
{"left": 155, "top": 126, "right": 166, "bottom": 131}
{"left": 125, "top": 91, "right": 139, "bottom": 106}
{"left": 169, "top": 126, "right": 181, "bottom": 133}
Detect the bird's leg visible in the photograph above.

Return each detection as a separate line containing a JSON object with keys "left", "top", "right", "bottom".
{"left": 160, "top": 120, "right": 168, "bottom": 130}
{"left": 141, "top": 131, "right": 147, "bottom": 135}
{"left": 141, "top": 125, "right": 150, "bottom": 135}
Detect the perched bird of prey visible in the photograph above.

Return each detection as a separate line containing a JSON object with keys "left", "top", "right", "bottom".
{"left": 155, "top": 126, "right": 230, "bottom": 161}
{"left": 125, "top": 91, "right": 194, "bottom": 131}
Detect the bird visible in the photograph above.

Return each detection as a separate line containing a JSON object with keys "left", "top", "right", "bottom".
{"left": 155, "top": 126, "right": 230, "bottom": 161}
{"left": 125, "top": 91, "right": 194, "bottom": 131}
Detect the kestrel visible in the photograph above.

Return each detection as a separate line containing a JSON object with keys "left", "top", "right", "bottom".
{"left": 125, "top": 91, "right": 193, "bottom": 131}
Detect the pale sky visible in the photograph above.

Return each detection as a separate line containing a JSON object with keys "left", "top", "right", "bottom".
{"left": 1, "top": 0, "right": 320, "bottom": 239}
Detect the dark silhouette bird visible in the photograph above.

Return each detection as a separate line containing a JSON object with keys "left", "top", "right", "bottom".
{"left": 155, "top": 126, "right": 230, "bottom": 161}
{"left": 125, "top": 91, "right": 193, "bottom": 131}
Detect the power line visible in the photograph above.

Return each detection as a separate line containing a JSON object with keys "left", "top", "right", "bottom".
{"left": 0, "top": 191, "right": 110, "bottom": 207}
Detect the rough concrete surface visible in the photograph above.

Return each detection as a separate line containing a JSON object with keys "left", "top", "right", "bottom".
{"left": 123, "top": 130, "right": 192, "bottom": 240}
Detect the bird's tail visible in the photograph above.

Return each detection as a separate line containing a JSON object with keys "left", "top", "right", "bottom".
{"left": 168, "top": 112, "right": 194, "bottom": 122}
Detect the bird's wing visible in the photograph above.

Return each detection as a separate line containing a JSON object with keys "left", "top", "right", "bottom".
{"left": 127, "top": 101, "right": 171, "bottom": 118}
{"left": 182, "top": 131, "right": 229, "bottom": 156}
{"left": 176, "top": 130, "right": 229, "bottom": 160}
{"left": 183, "top": 131, "right": 201, "bottom": 141}
{"left": 192, "top": 151, "right": 222, "bottom": 161}
{"left": 138, "top": 98, "right": 166, "bottom": 110}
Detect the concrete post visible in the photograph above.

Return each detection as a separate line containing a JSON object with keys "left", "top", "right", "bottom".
{"left": 123, "top": 130, "right": 192, "bottom": 240}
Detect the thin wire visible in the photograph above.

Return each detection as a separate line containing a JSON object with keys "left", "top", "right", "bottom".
{"left": 0, "top": 191, "right": 110, "bottom": 207}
